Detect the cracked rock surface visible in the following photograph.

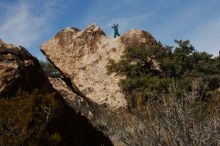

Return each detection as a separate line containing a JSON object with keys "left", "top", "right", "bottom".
{"left": 41, "top": 24, "right": 161, "bottom": 109}
{"left": 0, "top": 39, "right": 53, "bottom": 97}
{"left": 41, "top": 24, "right": 164, "bottom": 146}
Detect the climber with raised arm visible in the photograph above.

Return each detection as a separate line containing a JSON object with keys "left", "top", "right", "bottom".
{"left": 112, "top": 24, "right": 120, "bottom": 38}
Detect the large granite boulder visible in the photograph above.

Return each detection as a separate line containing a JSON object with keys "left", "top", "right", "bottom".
{"left": 41, "top": 24, "right": 164, "bottom": 145}
{"left": 41, "top": 24, "right": 162, "bottom": 109}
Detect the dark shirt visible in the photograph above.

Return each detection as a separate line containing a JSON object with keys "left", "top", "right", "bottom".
{"left": 112, "top": 24, "right": 119, "bottom": 33}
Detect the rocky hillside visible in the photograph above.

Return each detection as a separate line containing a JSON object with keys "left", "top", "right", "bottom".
{"left": 1, "top": 23, "right": 219, "bottom": 145}
{"left": 0, "top": 39, "right": 113, "bottom": 146}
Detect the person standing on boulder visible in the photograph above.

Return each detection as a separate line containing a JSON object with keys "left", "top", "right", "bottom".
{"left": 112, "top": 24, "right": 120, "bottom": 38}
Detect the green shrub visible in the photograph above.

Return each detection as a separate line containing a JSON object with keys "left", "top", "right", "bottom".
{"left": 0, "top": 90, "right": 59, "bottom": 146}
{"left": 107, "top": 40, "right": 220, "bottom": 108}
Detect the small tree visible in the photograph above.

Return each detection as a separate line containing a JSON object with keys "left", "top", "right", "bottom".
{"left": 107, "top": 40, "right": 220, "bottom": 108}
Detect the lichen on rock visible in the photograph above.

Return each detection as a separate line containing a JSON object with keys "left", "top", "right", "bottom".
{"left": 41, "top": 24, "right": 162, "bottom": 109}
{"left": 41, "top": 24, "right": 165, "bottom": 146}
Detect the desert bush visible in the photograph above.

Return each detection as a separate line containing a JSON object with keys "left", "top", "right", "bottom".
{"left": 105, "top": 39, "right": 220, "bottom": 145}
{"left": 0, "top": 90, "right": 59, "bottom": 146}
{"left": 138, "top": 81, "right": 220, "bottom": 146}
{"left": 107, "top": 40, "right": 220, "bottom": 108}
{"left": 90, "top": 80, "right": 220, "bottom": 146}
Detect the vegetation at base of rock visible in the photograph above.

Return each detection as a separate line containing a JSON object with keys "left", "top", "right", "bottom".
{"left": 107, "top": 40, "right": 220, "bottom": 108}
{"left": 130, "top": 87, "right": 220, "bottom": 145}
{"left": 106, "top": 40, "right": 220, "bottom": 145}
{"left": 0, "top": 90, "right": 61, "bottom": 146}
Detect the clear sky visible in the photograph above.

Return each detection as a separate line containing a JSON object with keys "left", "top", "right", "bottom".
{"left": 0, "top": 0, "right": 220, "bottom": 60}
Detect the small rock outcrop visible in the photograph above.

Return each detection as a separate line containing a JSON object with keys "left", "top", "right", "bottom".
{"left": 0, "top": 39, "right": 53, "bottom": 97}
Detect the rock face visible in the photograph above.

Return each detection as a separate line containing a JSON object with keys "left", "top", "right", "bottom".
{"left": 41, "top": 24, "right": 164, "bottom": 145}
{"left": 41, "top": 24, "right": 161, "bottom": 109}
{"left": 0, "top": 39, "right": 52, "bottom": 97}
{"left": 0, "top": 39, "right": 113, "bottom": 146}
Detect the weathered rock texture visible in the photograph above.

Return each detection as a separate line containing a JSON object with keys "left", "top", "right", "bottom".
{"left": 0, "top": 39, "right": 53, "bottom": 97}
{"left": 41, "top": 24, "right": 164, "bottom": 145}
{"left": 0, "top": 39, "right": 113, "bottom": 146}
{"left": 41, "top": 24, "right": 162, "bottom": 109}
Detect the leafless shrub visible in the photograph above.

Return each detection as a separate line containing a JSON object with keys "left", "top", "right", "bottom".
{"left": 57, "top": 77, "right": 220, "bottom": 146}
{"left": 137, "top": 80, "right": 220, "bottom": 146}
{"left": 89, "top": 80, "right": 220, "bottom": 146}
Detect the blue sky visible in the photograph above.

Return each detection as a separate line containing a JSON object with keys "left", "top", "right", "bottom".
{"left": 0, "top": 0, "right": 220, "bottom": 60}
